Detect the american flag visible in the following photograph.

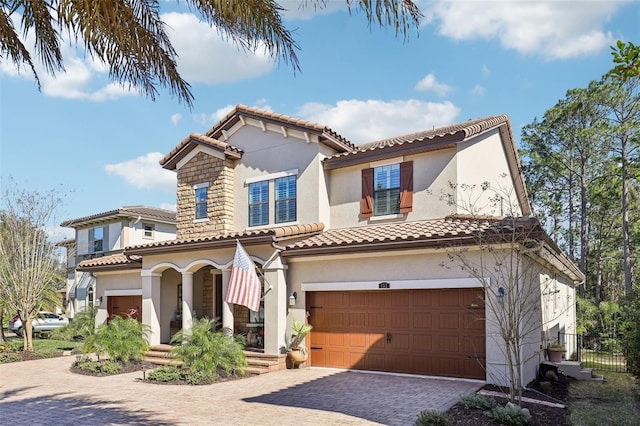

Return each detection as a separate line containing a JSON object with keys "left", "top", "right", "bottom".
{"left": 225, "top": 240, "right": 262, "bottom": 312}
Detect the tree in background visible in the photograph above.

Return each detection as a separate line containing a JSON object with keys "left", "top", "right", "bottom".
{"left": 0, "top": 185, "right": 64, "bottom": 350}
{"left": 0, "top": 0, "right": 421, "bottom": 107}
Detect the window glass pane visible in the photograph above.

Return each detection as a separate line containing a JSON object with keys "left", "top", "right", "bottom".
{"left": 373, "top": 164, "right": 400, "bottom": 215}
{"left": 195, "top": 187, "right": 207, "bottom": 219}
{"left": 249, "top": 181, "right": 269, "bottom": 226}
{"left": 275, "top": 176, "right": 296, "bottom": 223}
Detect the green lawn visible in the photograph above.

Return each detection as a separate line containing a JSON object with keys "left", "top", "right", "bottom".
{"left": 0, "top": 334, "right": 83, "bottom": 363}
{"left": 580, "top": 349, "right": 627, "bottom": 371}
{"left": 568, "top": 372, "right": 640, "bottom": 425}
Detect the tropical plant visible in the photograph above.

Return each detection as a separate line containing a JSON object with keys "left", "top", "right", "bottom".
{"left": 51, "top": 305, "right": 96, "bottom": 341}
{"left": 83, "top": 316, "right": 149, "bottom": 363}
{"left": 1, "top": 0, "right": 421, "bottom": 107}
{"left": 170, "top": 317, "right": 247, "bottom": 377}
{"left": 288, "top": 317, "right": 312, "bottom": 353}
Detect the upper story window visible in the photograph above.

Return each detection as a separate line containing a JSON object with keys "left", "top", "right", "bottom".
{"left": 194, "top": 182, "right": 209, "bottom": 220}
{"left": 275, "top": 175, "right": 297, "bottom": 223}
{"left": 361, "top": 161, "right": 413, "bottom": 218}
{"left": 89, "top": 226, "right": 107, "bottom": 253}
{"left": 143, "top": 223, "right": 155, "bottom": 239}
{"left": 245, "top": 169, "right": 298, "bottom": 227}
{"left": 249, "top": 181, "right": 269, "bottom": 227}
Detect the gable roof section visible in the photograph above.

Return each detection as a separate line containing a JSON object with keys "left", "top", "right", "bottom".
{"left": 160, "top": 132, "right": 243, "bottom": 171}
{"left": 124, "top": 223, "right": 325, "bottom": 256}
{"left": 322, "top": 114, "right": 531, "bottom": 216}
{"left": 76, "top": 253, "right": 142, "bottom": 272}
{"left": 204, "top": 104, "right": 355, "bottom": 153}
{"left": 61, "top": 206, "right": 177, "bottom": 228}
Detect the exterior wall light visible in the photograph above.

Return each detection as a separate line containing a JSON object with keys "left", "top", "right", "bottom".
{"left": 95, "top": 296, "right": 103, "bottom": 307}
{"left": 289, "top": 292, "right": 297, "bottom": 306}
{"left": 497, "top": 287, "right": 506, "bottom": 301}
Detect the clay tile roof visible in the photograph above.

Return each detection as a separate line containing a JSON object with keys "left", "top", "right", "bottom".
{"left": 205, "top": 104, "right": 355, "bottom": 152}
{"left": 160, "top": 132, "right": 243, "bottom": 170}
{"left": 125, "top": 223, "right": 325, "bottom": 254}
{"left": 55, "top": 238, "right": 76, "bottom": 247}
{"left": 77, "top": 253, "right": 142, "bottom": 271}
{"left": 284, "top": 216, "right": 497, "bottom": 253}
{"left": 324, "top": 115, "right": 509, "bottom": 165}
{"left": 60, "top": 206, "right": 176, "bottom": 228}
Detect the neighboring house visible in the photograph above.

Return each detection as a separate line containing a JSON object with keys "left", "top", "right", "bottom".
{"left": 60, "top": 207, "right": 177, "bottom": 318}
{"left": 76, "top": 105, "right": 583, "bottom": 386}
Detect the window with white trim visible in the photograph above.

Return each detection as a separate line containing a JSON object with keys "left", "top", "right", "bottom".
{"left": 249, "top": 181, "right": 269, "bottom": 227}
{"left": 194, "top": 183, "right": 209, "bottom": 220}
{"left": 245, "top": 170, "right": 298, "bottom": 227}
{"left": 143, "top": 223, "right": 154, "bottom": 238}
{"left": 275, "top": 175, "right": 296, "bottom": 223}
{"left": 374, "top": 164, "right": 400, "bottom": 216}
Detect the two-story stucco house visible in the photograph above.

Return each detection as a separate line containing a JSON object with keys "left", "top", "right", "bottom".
{"left": 60, "top": 206, "right": 176, "bottom": 318}
{"left": 76, "top": 105, "right": 583, "bottom": 386}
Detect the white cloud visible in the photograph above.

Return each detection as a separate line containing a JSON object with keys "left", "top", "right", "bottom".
{"left": 104, "top": 153, "right": 176, "bottom": 192}
{"left": 471, "top": 84, "right": 486, "bottom": 96}
{"left": 427, "top": 0, "right": 626, "bottom": 59}
{"left": 171, "top": 113, "right": 182, "bottom": 126}
{"left": 481, "top": 64, "right": 490, "bottom": 78}
{"left": 415, "top": 73, "right": 453, "bottom": 96}
{"left": 297, "top": 99, "right": 460, "bottom": 144}
{"left": 159, "top": 203, "right": 177, "bottom": 212}
{"left": 162, "top": 12, "right": 275, "bottom": 84}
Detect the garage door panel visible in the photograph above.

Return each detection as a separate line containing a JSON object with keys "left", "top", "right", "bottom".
{"left": 308, "top": 289, "right": 485, "bottom": 380}
{"left": 438, "top": 312, "right": 461, "bottom": 329}
{"left": 412, "top": 333, "right": 433, "bottom": 351}
{"left": 414, "top": 312, "right": 433, "bottom": 329}
{"left": 368, "top": 312, "right": 386, "bottom": 328}
{"left": 390, "top": 311, "right": 410, "bottom": 328}
{"left": 389, "top": 333, "right": 410, "bottom": 350}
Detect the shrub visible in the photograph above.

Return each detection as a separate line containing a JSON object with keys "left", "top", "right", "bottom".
{"left": 459, "top": 392, "right": 497, "bottom": 410}
{"left": 83, "top": 316, "right": 149, "bottom": 363}
{"left": 170, "top": 318, "right": 247, "bottom": 376}
{"left": 73, "top": 358, "right": 121, "bottom": 375}
{"left": 51, "top": 307, "right": 96, "bottom": 341}
{"left": 414, "top": 410, "right": 450, "bottom": 426}
{"left": 544, "top": 370, "right": 559, "bottom": 382}
{"left": 147, "top": 366, "right": 184, "bottom": 382}
{"left": 486, "top": 403, "right": 532, "bottom": 426}
{"left": 186, "top": 369, "right": 216, "bottom": 385}
{"left": 0, "top": 352, "right": 21, "bottom": 363}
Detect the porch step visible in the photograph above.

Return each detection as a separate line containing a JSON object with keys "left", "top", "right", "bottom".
{"left": 543, "top": 361, "right": 604, "bottom": 382}
{"left": 243, "top": 350, "right": 287, "bottom": 375}
{"left": 143, "top": 345, "right": 182, "bottom": 367}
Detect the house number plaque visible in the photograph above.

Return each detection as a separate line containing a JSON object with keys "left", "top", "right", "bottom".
{"left": 378, "top": 282, "right": 390, "bottom": 289}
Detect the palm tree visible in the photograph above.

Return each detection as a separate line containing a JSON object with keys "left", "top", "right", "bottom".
{"left": 0, "top": 0, "right": 421, "bottom": 107}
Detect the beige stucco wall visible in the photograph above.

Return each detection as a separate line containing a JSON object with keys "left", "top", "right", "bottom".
{"left": 229, "top": 125, "right": 332, "bottom": 231}
{"left": 455, "top": 129, "right": 522, "bottom": 216}
{"left": 327, "top": 149, "right": 458, "bottom": 229}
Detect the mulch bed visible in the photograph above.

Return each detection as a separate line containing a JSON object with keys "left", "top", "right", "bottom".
{"left": 70, "top": 360, "right": 146, "bottom": 377}
{"left": 445, "top": 368, "right": 572, "bottom": 425}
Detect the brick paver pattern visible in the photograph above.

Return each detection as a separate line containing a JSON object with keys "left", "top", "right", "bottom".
{"left": 0, "top": 356, "right": 482, "bottom": 425}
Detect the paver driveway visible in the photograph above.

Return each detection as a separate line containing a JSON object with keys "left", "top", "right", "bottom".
{"left": 0, "top": 355, "right": 482, "bottom": 425}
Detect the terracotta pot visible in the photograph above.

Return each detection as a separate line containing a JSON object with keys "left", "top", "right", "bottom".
{"left": 287, "top": 348, "right": 308, "bottom": 368}
{"left": 547, "top": 348, "right": 565, "bottom": 363}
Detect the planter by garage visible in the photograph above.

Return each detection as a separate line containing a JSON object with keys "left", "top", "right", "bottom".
{"left": 287, "top": 348, "right": 308, "bottom": 368}
{"left": 547, "top": 347, "right": 566, "bottom": 363}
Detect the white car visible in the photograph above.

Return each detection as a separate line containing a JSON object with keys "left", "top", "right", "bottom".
{"left": 8, "top": 312, "right": 69, "bottom": 336}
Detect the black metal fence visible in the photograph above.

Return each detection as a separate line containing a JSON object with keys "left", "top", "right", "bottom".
{"left": 560, "top": 332, "right": 628, "bottom": 373}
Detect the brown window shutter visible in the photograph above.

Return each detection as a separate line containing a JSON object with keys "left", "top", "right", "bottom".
{"left": 399, "top": 161, "right": 413, "bottom": 213}
{"left": 361, "top": 168, "right": 374, "bottom": 218}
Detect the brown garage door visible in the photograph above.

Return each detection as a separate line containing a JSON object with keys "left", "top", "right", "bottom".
{"left": 307, "top": 289, "right": 485, "bottom": 379}
{"left": 107, "top": 295, "right": 142, "bottom": 322}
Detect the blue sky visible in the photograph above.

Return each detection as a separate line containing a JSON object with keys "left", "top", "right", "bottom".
{"left": 1, "top": 0, "right": 639, "bottom": 240}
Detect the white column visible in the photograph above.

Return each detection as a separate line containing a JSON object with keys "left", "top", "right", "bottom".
{"left": 263, "top": 256, "right": 287, "bottom": 354}
{"left": 182, "top": 272, "right": 194, "bottom": 334}
{"left": 142, "top": 271, "right": 162, "bottom": 346}
{"left": 221, "top": 268, "right": 234, "bottom": 333}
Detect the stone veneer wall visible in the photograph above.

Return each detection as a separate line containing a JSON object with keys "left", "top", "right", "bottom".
{"left": 176, "top": 151, "right": 234, "bottom": 239}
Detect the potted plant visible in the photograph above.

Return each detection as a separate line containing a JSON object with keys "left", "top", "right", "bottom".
{"left": 287, "top": 317, "right": 312, "bottom": 368}
{"left": 547, "top": 342, "right": 565, "bottom": 362}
